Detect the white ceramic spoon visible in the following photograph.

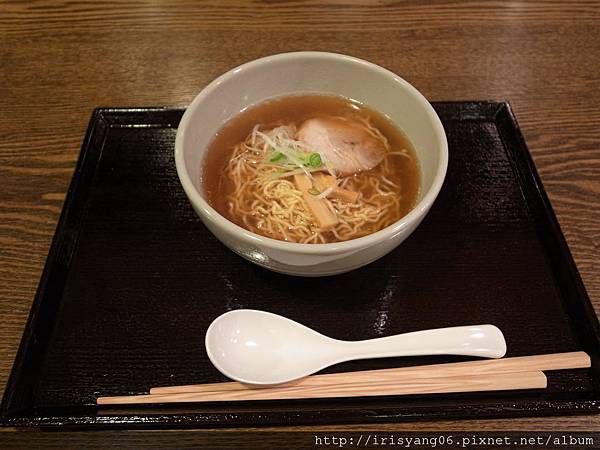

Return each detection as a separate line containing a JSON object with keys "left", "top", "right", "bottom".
{"left": 205, "top": 309, "right": 507, "bottom": 385}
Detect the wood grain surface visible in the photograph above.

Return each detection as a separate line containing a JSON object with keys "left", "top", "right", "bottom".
{"left": 1, "top": 0, "right": 599, "bottom": 446}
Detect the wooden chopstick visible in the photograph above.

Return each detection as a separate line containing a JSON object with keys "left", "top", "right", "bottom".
{"left": 149, "top": 351, "right": 590, "bottom": 395}
{"left": 97, "top": 371, "right": 547, "bottom": 405}
{"left": 96, "top": 352, "right": 589, "bottom": 405}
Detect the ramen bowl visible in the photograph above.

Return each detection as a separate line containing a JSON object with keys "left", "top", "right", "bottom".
{"left": 175, "top": 51, "right": 448, "bottom": 276}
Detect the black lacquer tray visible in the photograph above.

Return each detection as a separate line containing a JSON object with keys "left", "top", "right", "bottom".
{"left": 2, "top": 102, "right": 599, "bottom": 429}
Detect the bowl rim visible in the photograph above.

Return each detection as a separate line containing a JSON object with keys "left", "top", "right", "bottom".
{"left": 175, "top": 51, "right": 448, "bottom": 255}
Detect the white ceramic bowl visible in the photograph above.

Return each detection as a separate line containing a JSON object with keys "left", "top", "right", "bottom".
{"left": 175, "top": 52, "right": 447, "bottom": 276}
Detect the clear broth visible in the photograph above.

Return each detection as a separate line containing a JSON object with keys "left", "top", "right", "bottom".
{"left": 202, "top": 94, "right": 421, "bottom": 242}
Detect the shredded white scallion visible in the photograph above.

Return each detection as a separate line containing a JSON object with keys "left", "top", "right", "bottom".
{"left": 250, "top": 125, "right": 337, "bottom": 180}
{"left": 316, "top": 185, "right": 336, "bottom": 199}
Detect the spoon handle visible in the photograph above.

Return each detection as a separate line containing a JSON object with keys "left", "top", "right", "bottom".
{"left": 337, "top": 325, "right": 506, "bottom": 360}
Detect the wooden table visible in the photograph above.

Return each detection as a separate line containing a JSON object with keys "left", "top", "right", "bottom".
{"left": 1, "top": 0, "right": 599, "bottom": 446}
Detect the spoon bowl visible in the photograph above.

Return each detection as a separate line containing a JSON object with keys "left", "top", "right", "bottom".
{"left": 205, "top": 309, "right": 507, "bottom": 385}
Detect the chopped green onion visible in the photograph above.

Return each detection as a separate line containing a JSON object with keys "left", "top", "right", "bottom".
{"left": 308, "top": 188, "right": 320, "bottom": 196}
{"left": 270, "top": 151, "right": 285, "bottom": 162}
{"left": 308, "top": 152, "right": 322, "bottom": 167}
